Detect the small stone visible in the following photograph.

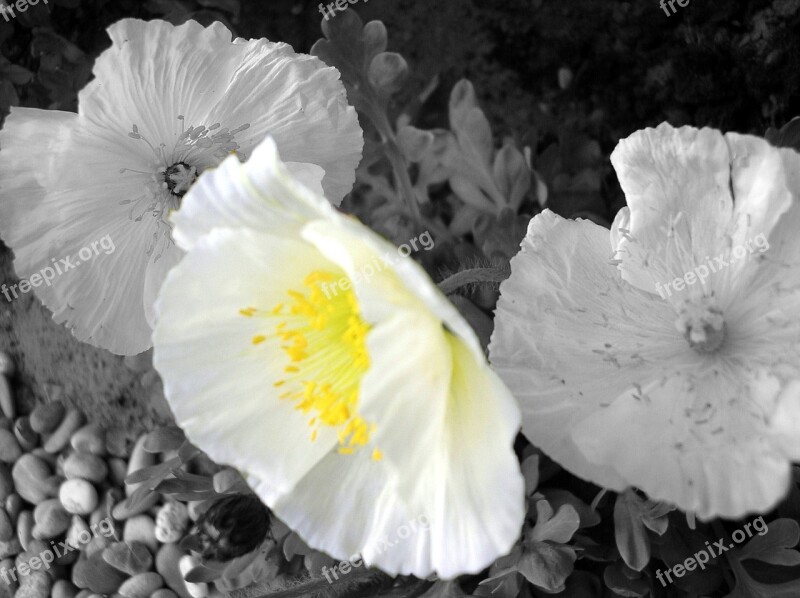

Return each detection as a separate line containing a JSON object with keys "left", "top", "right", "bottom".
{"left": 13, "top": 418, "right": 37, "bottom": 452}
{"left": 4, "top": 494, "right": 21, "bottom": 523}
{"left": 123, "top": 515, "right": 157, "bottom": 553}
{"left": 12, "top": 455, "right": 50, "bottom": 504}
{"left": 84, "top": 534, "right": 113, "bottom": 559}
{"left": 71, "top": 554, "right": 127, "bottom": 594}
{"left": 32, "top": 499, "right": 70, "bottom": 539}
{"left": 70, "top": 425, "right": 106, "bottom": 456}
{"left": 0, "top": 430, "right": 21, "bottom": 464}
{"left": 0, "top": 537, "right": 20, "bottom": 559}
{"left": 52, "top": 579, "right": 80, "bottom": 598}
{"left": 59, "top": 480, "right": 98, "bottom": 515}
{"left": 29, "top": 402, "right": 65, "bottom": 435}
{"left": 102, "top": 541, "right": 153, "bottom": 576}
{"left": 155, "top": 502, "right": 189, "bottom": 544}
{"left": 29, "top": 449, "right": 56, "bottom": 467}
{"left": 118, "top": 572, "right": 163, "bottom": 598}
{"left": 152, "top": 590, "right": 178, "bottom": 598}
{"left": 125, "top": 436, "right": 155, "bottom": 497}
{"left": 0, "top": 378, "right": 13, "bottom": 420}
{"left": 156, "top": 544, "right": 192, "bottom": 598}
{"left": 16, "top": 510, "right": 32, "bottom": 551}
{"left": 0, "top": 508, "right": 12, "bottom": 542}
{"left": 15, "top": 570, "right": 51, "bottom": 598}
{"left": 178, "top": 555, "right": 208, "bottom": 598}
{"left": 0, "top": 557, "right": 15, "bottom": 594}
{"left": 65, "top": 516, "right": 91, "bottom": 550}
{"left": 0, "top": 353, "right": 13, "bottom": 377}
{"left": 107, "top": 458, "right": 127, "bottom": 486}
{"left": 44, "top": 409, "right": 84, "bottom": 454}
{"left": 63, "top": 453, "right": 108, "bottom": 484}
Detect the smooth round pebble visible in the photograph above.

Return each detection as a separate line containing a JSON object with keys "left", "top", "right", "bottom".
{"left": 123, "top": 515, "right": 158, "bottom": 553}
{"left": 44, "top": 410, "right": 84, "bottom": 454}
{"left": 0, "top": 429, "right": 21, "bottom": 464}
{"left": 0, "top": 353, "right": 13, "bottom": 377}
{"left": 152, "top": 590, "right": 179, "bottom": 598}
{"left": 14, "top": 417, "right": 38, "bottom": 452}
{"left": 32, "top": 499, "right": 70, "bottom": 539}
{"left": 70, "top": 425, "right": 106, "bottom": 456}
{"left": 12, "top": 455, "right": 50, "bottom": 504}
{"left": 16, "top": 510, "right": 32, "bottom": 550}
{"left": 59, "top": 480, "right": 98, "bottom": 515}
{"left": 118, "top": 572, "right": 164, "bottom": 598}
{"left": 29, "top": 402, "right": 65, "bottom": 435}
{"left": 0, "top": 508, "right": 11, "bottom": 542}
{"left": 71, "top": 554, "right": 127, "bottom": 594}
{"left": 15, "top": 570, "right": 51, "bottom": 598}
{"left": 52, "top": 579, "right": 80, "bottom": 598}
{"left": 63, "top": 453, "right": 107, "bottom": 484}
{"left": 0, "top": 378, "right": 13, "bottom": 421}
{"left": 5, "top": 493, "right": 21, "bottom": 522}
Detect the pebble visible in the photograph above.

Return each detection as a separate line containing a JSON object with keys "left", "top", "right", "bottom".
{"left": 155, "top": 502, "right": 189, "bottom": 543}
{"left": 15, "top": 570, "right": 51, "bottom": 598}
{"left": 69, "top": 425, "right": 106, "bottom": 456}
{"left": 0, "top": 509, "right": 11, "bottom": 542}
{"left": 178, "top": 555, "right": 208, "bottom": 598}
{"left": 63, "top": 453, "right": 107, "bottom": 484}
{"left": 59, "top": 480, "right": 98, "bottom": 515}
{"left": 52, "top": 579, "right": 80, "bottom": 598}
{"left": 0, "top": 378, "right": 13, "bottom": 420}
{"left": 0, "top": 353, "right": 13, "bottom": 377}
{"left": 155, "top": 544, "right": 192, "bottom": 598}
{"left": 71, "top": 554, "right": 127, "bottom": 594}
{"left": 29, "top": 402, "right": 65, "bottom": 435}
{"left": 4, "top": 494, "right": 20, "bottom": 523}
{"left": 102, "top": 541, "right": 152, "bottom": 576}
{"left": 107, "top": 459, "right": 127, "bottom": 486}
{"left": 152, "top": 590, "right": 179, "bottom": 598}
{"left": 0, "top": 537, "right": 20, "bottom": 559}
{"left": 15, "top": 510, "right": 32, "bottom": 550}
{"left": 12, "top": 455, "right": 50, "bottom": 504}
{"left": 123, "top": 515, "right": 158, "bottom": 553}
{"left": 44, "top": 410, "right": 85, "bottom": 454}
{"left": 41, "top": 475, "right": 64, "bottom": 499}
{"left": 32, "top": 499, "right": 70, "bottom": 539}
{"left": 0, "top": 430, "right": 21, "bottom": 464}
{"left": 13, "top": 418, "right": 37, "bottom": 452}
{"left": 65, "top": 516, "right": 91, "bottom": 550}
{"left": 125, "top": 436, "right": 155, "bottom": 497}
{"left": 118, "top": 572, "right": 164, "bottom": 598}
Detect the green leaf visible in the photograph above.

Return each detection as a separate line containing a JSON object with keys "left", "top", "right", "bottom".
{"left": 517, "top": 542, "right": 576, "bottom": 592}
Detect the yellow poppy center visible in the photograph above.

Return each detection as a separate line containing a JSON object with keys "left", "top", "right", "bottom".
{"left": 240, "top": 270, "right": 382, "bottom": 460}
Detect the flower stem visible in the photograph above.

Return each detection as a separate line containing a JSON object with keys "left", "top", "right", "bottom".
{"left": 438, "top": 266, "right": 511, "bottom": 295}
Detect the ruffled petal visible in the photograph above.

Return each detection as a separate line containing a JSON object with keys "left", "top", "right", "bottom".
{"left": 572, "top": 367, "right": 792, "bottom": 519}
{"left": 490, "top": 210, "right": 685, "bottom": 491}
{"left": 206, "top": 41, "right": 362, "bottom": 204}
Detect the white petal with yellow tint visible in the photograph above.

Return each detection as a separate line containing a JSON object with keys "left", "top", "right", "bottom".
{"left": 154, "top": 135, "right": 524, "bottom": 579}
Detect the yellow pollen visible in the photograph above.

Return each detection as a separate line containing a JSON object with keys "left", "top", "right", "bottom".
{"left": 240, "top": 269, "right": 379, "bottom": 458}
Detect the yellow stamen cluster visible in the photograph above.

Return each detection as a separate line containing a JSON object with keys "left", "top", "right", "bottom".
{"left": 241, "top": 270, "right": 382, "bottom": 460}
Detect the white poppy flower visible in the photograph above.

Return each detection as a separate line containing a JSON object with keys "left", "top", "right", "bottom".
{"left": 490, "top": 123, "right": 800, "bottom": 520}
{"left": 0, "top": 18, "right": 362, "bottom": 355}
{"left": 152, "top": 136, "right": 525, "bottom": 579}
